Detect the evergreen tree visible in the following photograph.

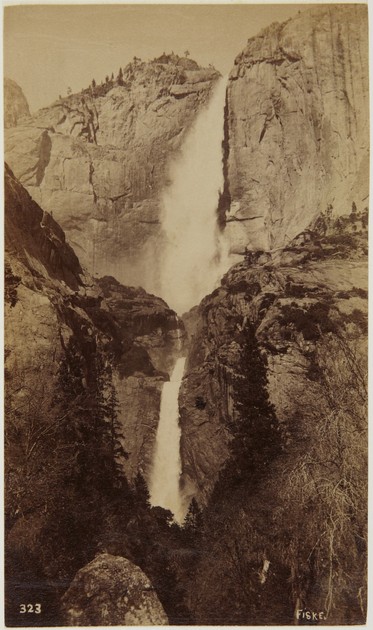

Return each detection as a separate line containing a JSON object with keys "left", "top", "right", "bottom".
{"left": 117, "top": 67, "right": 124, "bottom": 85}
{"left": 183, "top": 498, "right": 203, "bottom": 545}
{"left": 41, "top": 336, "right": 131, "bottom": 576}
{"left": 133, "top": 472, "right": 151, "bottom": 508}
{"left": 184, "top": 498, "right": 203, "bottom": 532}
{"left": 224, "top": 323, "right": 280, "bottom": 486}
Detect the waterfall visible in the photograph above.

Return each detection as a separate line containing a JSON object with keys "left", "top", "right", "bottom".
{"left": 149, "top": 79, "right": 231, "bottom": 521}
{"left": 159, "top": 77, "right": 230, "bottom": 315}
{"left": 149, "top": 357, "right": 186, "bottom": 522}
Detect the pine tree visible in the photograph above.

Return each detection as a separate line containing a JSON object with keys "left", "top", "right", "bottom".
{"left": 133, "top": 472, "right": 150, "bottom": 508}
{"left": 117, "top": 67, "right": 124, "bottom": 85}
{"left": 184, "top": 498, "right": 202, "bottom": 530}
{"left": 183, "top": 498, "right": 203, "bottom": 544}
{"left": 227, "top": 323, "right": 280, "bottom": 483}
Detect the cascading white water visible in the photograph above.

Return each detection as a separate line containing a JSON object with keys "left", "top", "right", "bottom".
{"left": 149, "top": 79, "right": 232, "bottom": 521}
{"left": 149, "top": 357, "right": 186, "bottom": 523}
{"left": 159, "top": 77, "right": 230, "bottom": 315}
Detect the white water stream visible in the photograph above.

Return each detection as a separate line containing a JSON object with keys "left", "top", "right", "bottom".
{"left": 149, "top": 357, "right": 186, "bottom": 523}
{"left": 159, "top": 77, "right": 230, "bottom": 315}
{"left": 150, "top": 79, "right": 231, "bottom": 521}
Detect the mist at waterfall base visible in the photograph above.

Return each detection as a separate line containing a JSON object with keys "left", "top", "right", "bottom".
{"left": 159, "top": 77, "right": 231, "bottom": 316}
{"left": 149, "top": 357, "right": 186, "bottom": 523}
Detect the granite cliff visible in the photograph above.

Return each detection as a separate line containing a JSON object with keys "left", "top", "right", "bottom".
{"left": 4, "top": 162, "right": 184, "bottom": 515}
{"left": 4, "top": 56, "right": 220, "bottom": 290}
{"left": 176, "top": 4, "right": 368, "bottom": 509}
{"left": 180, "top": 210, "right": 368, "bottom": 504}
{"left": 4, "top": 78, "right": 31, "bottom": 128}
{"left": 5, "top": 164, "right": 188, "bottom": 624}
{"left": 179, "top": 209, "right": 367, "bottom": 624}
{"left": 221, "top": 4, "right": 369, "bottom": 254}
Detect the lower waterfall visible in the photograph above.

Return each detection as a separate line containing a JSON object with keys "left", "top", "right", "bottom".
{"left": 149, "top": 357, "right": 186, "bottom": 523}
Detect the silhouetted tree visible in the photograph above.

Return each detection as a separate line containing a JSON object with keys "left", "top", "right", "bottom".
{"left": 228, "top": 323, "right": 280, "bottom": 483}
{"left": 133, "top": 472, "right": 150, "bottom": 508}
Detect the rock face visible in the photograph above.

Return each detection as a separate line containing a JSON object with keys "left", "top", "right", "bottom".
{"left": 96, "top": 275, "right": 186, "bottom": 481}
{"left": 180, "top": 210, "right": 368, "bottom": 505}
{"left": 4, "top": 57, "right": 220, "bottom": 290}
{"left": 222, "top": 4, "right": 369, "bottom": 254}
{"left": 61, "top": 553, "right": 168, "bottom": 626}
{"left": 4, "top": 78, "right": 31, "bottom": 128}
{"left": 4, "top": 164, "right": 183, "bottom": 488}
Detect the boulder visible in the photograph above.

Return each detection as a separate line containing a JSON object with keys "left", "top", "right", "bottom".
{"left": 61, "top": 553, "right": 168, "bottom": 626}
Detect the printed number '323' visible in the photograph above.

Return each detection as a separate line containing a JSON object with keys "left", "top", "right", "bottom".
{"left": 20, "top": 604, "right": 41, "bottom": 614}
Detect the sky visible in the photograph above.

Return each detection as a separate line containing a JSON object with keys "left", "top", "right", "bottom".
{"left": 3, "top": 2, "right": 311, "bottom": 112}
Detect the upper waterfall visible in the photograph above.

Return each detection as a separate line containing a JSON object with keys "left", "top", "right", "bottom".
{"left": 159, "top": 77, "right": 230, "bottom": 315}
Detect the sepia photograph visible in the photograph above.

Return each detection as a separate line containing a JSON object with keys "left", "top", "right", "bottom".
{"left": 3, "top": 1, "right": 369, "bottom": 626}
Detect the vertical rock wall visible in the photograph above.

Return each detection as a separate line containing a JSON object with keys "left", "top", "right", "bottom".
{"left": 223, "top": 4, "right": 369, "bottom": 253}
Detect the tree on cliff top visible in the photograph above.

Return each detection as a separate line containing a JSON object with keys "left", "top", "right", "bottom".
{"left": 117, "top": 67, "right": 124, "bottom": 85}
